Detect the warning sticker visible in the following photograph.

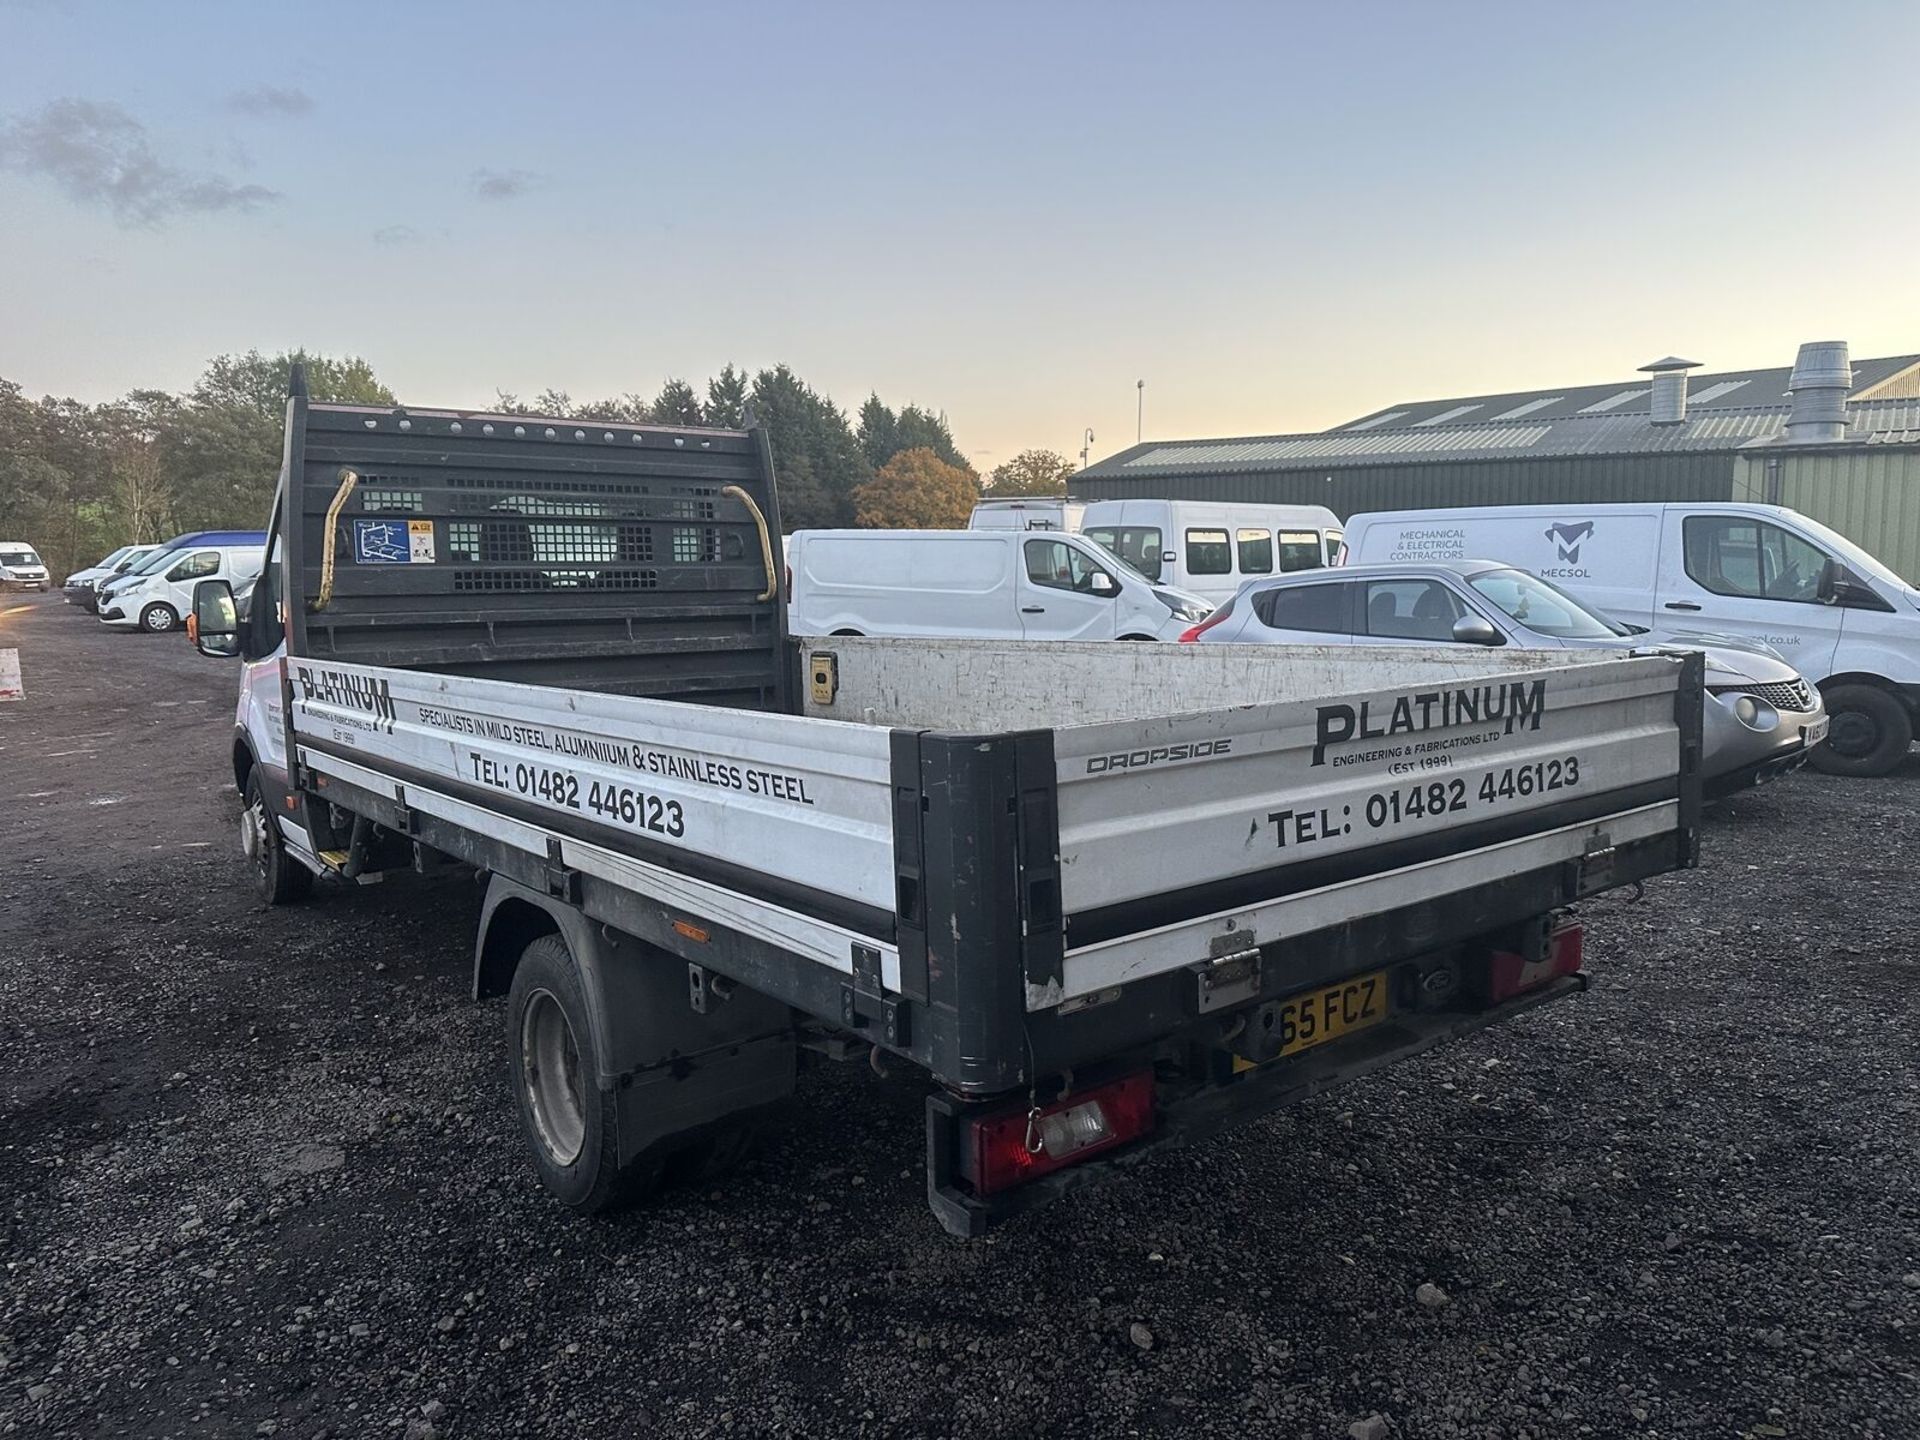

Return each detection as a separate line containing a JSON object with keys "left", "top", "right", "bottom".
{"left": 353, "top": 518, "right": 436, "bottom": 564}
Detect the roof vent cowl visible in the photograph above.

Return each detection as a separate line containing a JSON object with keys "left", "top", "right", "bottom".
{"left": 1638, "top": 356, "right": 1702, "bottom": 426}
{"left": 1785, "top": 340, "right": 1852, "bottom": 444}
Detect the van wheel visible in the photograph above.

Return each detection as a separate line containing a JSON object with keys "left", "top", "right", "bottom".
{"left": 140, "top": 602, "right": 180, "bottom": 633}
{"left": 1811, "top": 685, "right": 1913, "bottom": 778}
{"left": 1118, "top": 634, "right": 1154, "bottom": 641}
{"left": 242, "top": 772, "right": 313, "bottom": 904}
{"left": 508, "top": 935, "right": 664, "bottom": 1214}
{"left": 830, "top": 628, "right": 863, "bottom": 637}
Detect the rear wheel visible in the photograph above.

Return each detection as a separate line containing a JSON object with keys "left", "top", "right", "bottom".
{"left": 140, "top": 602, "right": 180, "bottom": 634}
{"left": 1811, "top": 684, "right": 1913, "bottom": 777}
{"left": 242, "top": 771, "right": 313, "bottom": 904}
{"left": 507, "top": 935, "right": 664, "bottom": 1214}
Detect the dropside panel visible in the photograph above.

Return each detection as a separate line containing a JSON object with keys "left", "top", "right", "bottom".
{"left": 1049, "top": 654, "right": 1691, "bottom": 1000}
{"left": 287, "top": 658, "right": 896, "bottom": 921}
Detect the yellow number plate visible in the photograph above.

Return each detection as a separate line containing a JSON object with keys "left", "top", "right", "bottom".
{"left": 1277, "top": 970, "right": 1389, "bottom": 1057}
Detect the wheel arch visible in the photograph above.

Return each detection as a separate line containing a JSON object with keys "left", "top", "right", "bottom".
{"left": 1820, "top": 671, "right": 1919, "bottom": 716}
{"left": 475, "top": 874, "right": 797, "bottom": 1161}
{"left": 474, "top": 883, "right": 566, "bottom": 1002}
{"left": 231, "top": 735, "right": 256, "bottom": 794}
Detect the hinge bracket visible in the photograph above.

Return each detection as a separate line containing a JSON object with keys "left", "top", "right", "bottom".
{"left": 544, "top": 836, "right": 581, "bottom": 903}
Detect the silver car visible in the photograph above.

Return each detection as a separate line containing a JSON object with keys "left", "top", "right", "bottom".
{"left": 1184, "top": 559, "right": 1828, "bottom": 797}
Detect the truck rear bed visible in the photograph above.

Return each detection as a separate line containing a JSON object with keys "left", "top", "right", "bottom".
{"left": 805, "top": 638, "right": 1694, "bottom": 1007}
{"left": 290, "top": 635, "right": 1699, "bottom": 1089}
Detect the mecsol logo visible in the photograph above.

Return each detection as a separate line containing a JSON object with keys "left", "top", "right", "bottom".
{"left": 1544, "top": 520, "right": 1596, "bottom": 564}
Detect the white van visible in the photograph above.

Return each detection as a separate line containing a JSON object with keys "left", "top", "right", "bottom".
{"left": 968, "top": 497, "right": 1085, "bottom": 533}
{"left": 1080, "top": 500, "right": 1342, "bottom": 607}
{"left": 0, "top": 541, "right": 50, "bottom": 592}
{"left": 1342, "top": 502, "right": 1920, "bottom": 776}
{"left": 786, "top": 529, "right": 1212, "bottom": 641}
{"left": 99, "top": 537, "right": 268, "bottom": 634}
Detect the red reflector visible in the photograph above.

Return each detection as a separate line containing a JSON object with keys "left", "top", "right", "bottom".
{"left": 1488, "top": 921, "right": 1583, "bottom": 1002}
{"left": 964, "top": 1070, "right": 1155, "bottom": 1195}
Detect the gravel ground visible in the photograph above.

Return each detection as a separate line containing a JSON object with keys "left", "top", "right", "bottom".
{"left": 2, "top": 591, "right": 1917, "bottom": 1440}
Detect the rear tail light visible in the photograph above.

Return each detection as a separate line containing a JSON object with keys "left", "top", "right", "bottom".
{"left": 960, "top": 1070, "right": 1155, "bottom": 1195}
{"left": 1178, "top": 597, "right": 1235, "bottom": 644}
{"left": 1487, "top": 920, "right": 1583, "bottom": 1002}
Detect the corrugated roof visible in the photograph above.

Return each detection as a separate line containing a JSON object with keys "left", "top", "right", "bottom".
{"left": 1335, "top": 352, "right": 1920, "bottom": 430}
{"left": 1086, "top": 397, "right": 1920, "bottom": 479}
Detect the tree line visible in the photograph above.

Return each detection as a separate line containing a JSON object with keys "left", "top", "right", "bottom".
{"left": 0, "top": 349, "right": 1077, "bottom": 581}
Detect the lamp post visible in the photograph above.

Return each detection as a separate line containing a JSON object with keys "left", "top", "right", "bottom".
{"left": 1080, "top": 427, "right": 1095, "bottom": 471}
{"left": 1136, "top": 379, "right": 1144, "bottom": 443}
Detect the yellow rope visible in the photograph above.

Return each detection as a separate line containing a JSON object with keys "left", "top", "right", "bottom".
{"left": 313, "top": 467, "right": 360, "bottom": 611}
{"left": 721, "top": 483, "right": 777, "bottom": 602}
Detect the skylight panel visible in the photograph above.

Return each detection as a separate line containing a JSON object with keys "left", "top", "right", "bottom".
{"left": 1578, "top": 388, "right": 1649, "bottom": 414}
{"left": 1489, "top": 396, "right": 1561, "bottom": 421}
{"left": 1412, "top": 404, "right": 1483, "bottom": 427}
{"left": 1682, "top": 380, "right": 1749, "bottom": 406}
{"left": 1346, "top": 410, "right": 1408, "bottom": 431}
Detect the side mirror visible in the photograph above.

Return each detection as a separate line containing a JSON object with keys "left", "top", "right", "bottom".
{"left": 191, "top": 578, "right": 240, "bottom": 658}
{"left": 1817, "top": 559, "right": 1840, "bottom": 604}
{"left": 1820, "top": 564, "right": 1892, "bottom": 612}
{"left": 1451, "top": 614, "right": 1505, "bottom": 646}
{"left": 1088, "top": 571, "right": 1120, "bottom": 598}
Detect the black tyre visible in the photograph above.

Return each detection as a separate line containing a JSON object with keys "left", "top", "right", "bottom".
{"left": 507, "top": 935, "right": 663, "bottom": 1214}
{"left": 140, "top": 602, "right": 180, "bottom": 634}
{"left": 1810, "top": 684, "right": 1914, "bottom": 778}
{"left": 242, "top": 771, "right": 313, "bottom": 904}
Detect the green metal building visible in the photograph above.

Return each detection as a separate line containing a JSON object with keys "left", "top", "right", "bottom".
{"left": 1077, "top": 345, "right": 1920, "bottom": 581}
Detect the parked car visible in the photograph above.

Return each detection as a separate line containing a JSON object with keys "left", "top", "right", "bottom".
{"left": 0, "top": 541, "right": 50, "bottom": 592}
{"left": 1184, "top": 558, "right": 1828, "bottom": 797}
{"left": 1081, "top": 500, "right": 1342, "bottom": 608}
{"left": 786, "top": 528, "right": 1211, "bottom": 641}
{"left": 1341, "top": 502, "right": 1920, "bottom": 777}
{"left": 98, "top": 532, "right": 266, "bottom": 633}
{"left": 968, "top": 497, "right": 1085, "bottom": 532}
{"left": 63, "top": 544, "right": 159, "bottom": 606}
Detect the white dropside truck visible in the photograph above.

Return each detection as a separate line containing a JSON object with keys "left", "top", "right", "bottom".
{"left": 190, "top": 379, "right": 1703, "bottom": 1236}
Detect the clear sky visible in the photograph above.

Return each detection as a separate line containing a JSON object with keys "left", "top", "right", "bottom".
{"left": 2, "top": 0, "right": 1916, "bottom": 471}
